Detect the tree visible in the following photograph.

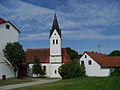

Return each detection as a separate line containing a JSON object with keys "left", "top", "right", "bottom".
{"left": 3, "top": 42, "right": 26, "bottom": 77}
{"left": 32, "top": 58, "right": 45, "bottom": 77}
{"left": 109, "top": 50, "right": 120, "bottom": 56}
{"left": 58, "top": 60, "right": 85, "bottom": 79}
{"left": 66, "top": 47, "right": 79, "bottom": 60}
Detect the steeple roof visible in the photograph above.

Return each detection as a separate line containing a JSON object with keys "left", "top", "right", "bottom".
{"left": 49, "top": 14, "right": 61, "bottom": 38}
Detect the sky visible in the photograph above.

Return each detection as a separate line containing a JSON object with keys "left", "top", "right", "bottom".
{"left": 0, "top": 0, "right": 120, "bottom": 54}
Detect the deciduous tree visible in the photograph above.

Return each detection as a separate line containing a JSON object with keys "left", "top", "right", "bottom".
{"left": 3, "top": 42, "right": 26, "bottom": 77}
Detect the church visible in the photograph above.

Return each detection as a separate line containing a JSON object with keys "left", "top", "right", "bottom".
{"left": 26, "top": 14, "right": 70, "bottom": 78}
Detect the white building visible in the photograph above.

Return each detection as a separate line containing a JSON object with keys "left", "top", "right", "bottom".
{"left": 80, "top": 52, "right": 120, "bottom": 77}
{"left": 26, "top": 14, "right": 70, "bottom": 78}
{"left": 0, "top": 18, "right": 20, "bottom": 79}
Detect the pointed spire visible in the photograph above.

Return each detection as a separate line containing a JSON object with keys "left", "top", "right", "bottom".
{"left": 52, "top": 13, "right": 59, "bottom": 30}
{"left": 50, "top": 13, "right": 61, "bottom": 38}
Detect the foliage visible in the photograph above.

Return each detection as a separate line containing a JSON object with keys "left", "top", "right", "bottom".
{"left": 66, "top": 47, "right": 79, "bottom": 60}
{"left": 32, "top": 58, "right": 45, "bottom": 76}
{"left": 109, "top": 50, "right": 120, "bottom": 56}
{"left": 58, "top": 60, "right": 85, "bottom": 79}
{"left": 110, "top": 68, "right": 120, "bottom": 76}
{"left": 3, "top": 42, "right": 26, "bottom": 77}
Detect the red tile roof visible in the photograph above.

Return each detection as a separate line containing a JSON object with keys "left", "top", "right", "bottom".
{"left": 0, "top": 18, "right": 6, "bottom": 24}
{"left": 85, "top": 52, "right": 120, "bottom": 67}
{"left": 26, "top": 48, "right": 70, "bottom": 63}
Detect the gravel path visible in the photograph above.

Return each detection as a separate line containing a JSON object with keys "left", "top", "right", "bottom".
{"left": 0, "top": 79, "right": 61, "bottom": 90}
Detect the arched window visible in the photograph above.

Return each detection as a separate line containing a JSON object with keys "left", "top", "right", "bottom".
{"left": 55, "top": 70, "right": 57, "bottom": 74}
{"left": 85, "top": 55, "right": 87, "bottom": 58}
{"left": 43, "top": 66, "right": 46, "bottom": 72}
{"left": 53, "top": 40, "right": 55, "bottom": 44}
{"left": 56, "top": 39, "right": 58, "bottom": 44}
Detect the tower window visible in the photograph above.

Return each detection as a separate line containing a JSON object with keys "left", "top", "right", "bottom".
{"left": 56, "top": 39, "right": 58, "bottom": 44}
{"left": 55, "top": 70, "right": 57, "bottom": 74}
{"left": 88, "top": 60, "right": 92, "bottom": 65}
{"left": 53, "top": 40, "right": 55, "bottom": 44}
{"left": 43, "top": 66, "right": 46, "bottom": 72}
{"left": 6, "top": 24, "right": 10, "bottom": 29}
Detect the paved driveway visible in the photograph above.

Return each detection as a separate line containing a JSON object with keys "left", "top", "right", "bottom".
{"left": 0, "top": 79, "right": 61, "bottom": 90}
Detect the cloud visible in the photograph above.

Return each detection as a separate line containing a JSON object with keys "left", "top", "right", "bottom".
{"left": 20, "top": 32, "right": 49, "bottom": 40}
{"left": 62, "top": 29, "right": 120, "bottom": 40}
{"left": 0, "top": 0, "right": 120, "bottom": 41}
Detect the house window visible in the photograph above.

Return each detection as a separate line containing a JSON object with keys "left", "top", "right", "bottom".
{"left": 81, "top": 61, "right": 84, "bottom": 65}
{"left": 53, "top": 40, "right": 55, "bottom": 44}
{"left": 85, "top": 55, "right": 87, "bottom": 58}
{"left": 56, "top": 39, "right": 58, "bottom": 44}
{"left": 6, "top": 24, "right": 10, "bottom": 29}
{"left": 43, "top": 66, "right": 46, "bottom": 72}
{"left": 88, "top": 60, "right": 92, "bottom": 65}
{"left": 55, "top": 70, "right": 57, "bottom": 74}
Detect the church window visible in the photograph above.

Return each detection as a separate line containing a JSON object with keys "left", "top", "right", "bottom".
{"left": 88, "top": 60, "right": 92, "bottom": 65}
{"left": 55, "top": 70, "right": 57, "bottom": 74}
{"left": 53, "top": 40, "right": 55, "bottom": 44}
{"left": 43, "top": 66, "right": 46, "bottom": 72}
{"left": 54, "top": 33, "right": 56, "bottom": 35}
{"left": 6, "top": 24, "right": 10, "bottom": 29}
{"left": 56, "top": 39, "right": 58, "bottom": 44}
{"left": 85, "top": 55, "right": 87, "bottom": 58}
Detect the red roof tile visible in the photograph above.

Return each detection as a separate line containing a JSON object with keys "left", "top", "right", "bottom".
{"left": 85, "top": 52, "right": 120, "bottom": 67}
{"left": 0, "top": 18, "right": 6, "bottom": 24}
{"left": 26, "top": 48, "right": 70, "bottom": 63}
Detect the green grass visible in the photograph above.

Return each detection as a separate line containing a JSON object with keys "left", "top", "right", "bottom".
{"left": 0, "top": 78, "right": 50, "bottom": 86}
{"left": 14, "top": 77, "right": 120, "bottom": 90}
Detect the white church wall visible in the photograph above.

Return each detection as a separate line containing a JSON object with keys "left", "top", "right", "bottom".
{"left": 0, "top": 22, "right": 19, "bottom": 79}
{"left": 49, "top": 64, "right": 62, "bottom": 78}
{"left": 80, "top": 53, "right": 110, "bottom": 77}
{"left": 29, "top": 63, "right": 62, "bottom": 78}
{"left": 29, "top": 63, "right": 51, "bottom": 77}
{"left": 50, "top": 56, "right": 62, "bottom": 63}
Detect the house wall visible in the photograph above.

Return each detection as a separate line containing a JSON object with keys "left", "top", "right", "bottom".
{"left": 80, "top": 53, "right": 110, "bottom": 77}
{"left": 0, "top": 22, "right": 19, "bottom": 79}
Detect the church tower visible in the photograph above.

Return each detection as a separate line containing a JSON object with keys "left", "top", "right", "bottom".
{"left": 49, "top": 14, "right": 62, "bottom": 63}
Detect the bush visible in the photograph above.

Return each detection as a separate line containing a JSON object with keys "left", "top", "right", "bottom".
{"left": 58, "top": 60, "right": 85, "bottom": 79}
{"left": 110, "top": 68, "right": 120, "bottom": 76}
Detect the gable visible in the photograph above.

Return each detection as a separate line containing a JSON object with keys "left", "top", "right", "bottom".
{"left": 0, "top": 18, "right": 20, "bottom": 33}
{"left": 50, "top": 29, "right": 61, "bottom": 39}
{"left": 80, "top": 52, "right": 120, "bottom": 68}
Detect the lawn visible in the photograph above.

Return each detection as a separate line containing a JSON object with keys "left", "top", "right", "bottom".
{"left": 0, "top": 78, "right": 50, "bottom": 86}
{"left": 14, "top": 76, "right": 120, "bottom": 90}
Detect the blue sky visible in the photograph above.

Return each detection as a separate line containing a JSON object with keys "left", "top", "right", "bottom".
{"left": 0, "top": 0, "right": 120, "bottom": 54}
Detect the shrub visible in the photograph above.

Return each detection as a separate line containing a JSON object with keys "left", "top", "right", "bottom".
{"left": 110, "top": 68, "right": 120, "bottom": 76}
{"left": 58, "top": 60, "right": 85, "bottom": 79}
